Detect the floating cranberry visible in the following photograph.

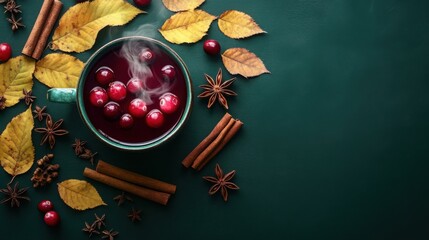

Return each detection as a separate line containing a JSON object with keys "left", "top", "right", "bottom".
{"left": 0, "top": 43, "right": 12, "bottom": 62}
{"left": 95, "top": 66, "right": 115, "bottom": 85}
{"left": 161, "top": 65, "right": 176, "bottom": 81}
{"left": 159, "top": 93, "right": 179, "bottom": 114}
{"left": 126, "top": 78, "right": 144, "bottom": 94}
{"left": 146, "top": 109, "right": 164, "bottom": 128}
{"left": 38, "top": 200, "right": 54, "bottom": 213}
{"left": 133, "top": 0, "right": 151, "bottom": 7}
{"left": 119, "top": 113, "right": 134, "bottom": 129}
{"left": 103, "top": 101, "right": 121, "bottom": 120}
{"left": 89, "top": 86, "right": 109, "bottom": 107}
{"left": 107, "top": 81, "right": 127, "bottom": 102}
{"left": 44, "top": 211, "right": 60, "bottom": 227}
{"left": 128, "top": 98, "right": 148, "bottom": 118}
{"left": 203, "top": 39, "right": 221, "bottom": 55}
{"left": 138, "top": 48, "right": 155, "bottom": 64}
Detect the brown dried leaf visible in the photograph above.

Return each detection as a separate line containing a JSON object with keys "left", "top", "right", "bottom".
{"left": 159, "top": 9, "right": 216, "bottom": 44}
{"left": 218, "top": 10, "right": 266, "bottom": 39}
{"left": 162, "top": 0, "right": 205, "bottom": 12}
{"left": 0, "top": 107, "right": 35, "bottom": 176}
{"left": 221, "top": 48, "right": 270, "bottom": 78}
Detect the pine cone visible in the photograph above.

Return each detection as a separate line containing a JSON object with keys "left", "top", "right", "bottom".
{"left": 31, "top": 154, "right": 60, "bottom": 188}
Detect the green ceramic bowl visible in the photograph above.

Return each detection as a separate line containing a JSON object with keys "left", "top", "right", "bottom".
{"left": 48, "top": 36, "right": 193, "bottom": 151}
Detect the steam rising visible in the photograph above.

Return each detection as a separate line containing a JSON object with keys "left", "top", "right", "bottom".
{"left": 118, "top": 5, "right": 171, "bottom": 105}
{"left": 119, "top": 39, "right": 171, "bottom": 105}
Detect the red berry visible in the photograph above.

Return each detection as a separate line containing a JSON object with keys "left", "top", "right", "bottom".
{"left": 128, "top": 98, "right": 148, "bottom": 118}
{"left": 89, "top": 86, "right": 109, "bottom": 107}
{"left": 0, "top": 43, "right": 12, "bottom": 62}
{"left": 138, "top": 48, "right": 155, "bottom": 64}
{"left": 203, "top": 39, "right": 221, "bottom": 55}
{"left": 95, "top": 66, "right": 115, "bottom": 85}
{"left": 126, "top": 78, "right": 144, "bottom": 94}
{"left": 38, "top": 200, "right": 54, "bottom": 213}
{"left": 161, "top": 65, "right": 176, "bottom": 81}
{"left": 146, "top": 109, "right": 164, "bottom": 128}
{"left": 103, "top": 101, "right": 121, "bottom": 120}
{"left": 107, "top": 81, "right": 127, "bottom": 101}
{"left": 133, "top": 0, "right": 151, "bottom": 7}
{"left": 159, "top": 93, "right": 180, "bottom": 114}
{"left": 44, "top": 211, "right": 60, "bottom": 227}
{"left": 119, "top": 114, "right": 134, "bottom": 128}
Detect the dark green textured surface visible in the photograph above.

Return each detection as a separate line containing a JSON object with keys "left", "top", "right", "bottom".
{"left": 1, "top": 0, "right": 429, "bottom": 239}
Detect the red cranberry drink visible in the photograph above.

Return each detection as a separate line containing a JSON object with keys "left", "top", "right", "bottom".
{"left": 83, "top": 39, "right": 188, "bottom": 145}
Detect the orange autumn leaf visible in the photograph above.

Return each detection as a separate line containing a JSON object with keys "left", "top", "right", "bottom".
{"left": 218, "top": 10, "right": 266, "bottom": 39}
{"left": 159, "top": 9, "right": 216, "bottom": 44}
{"left": 162, "top": 0, "right": 205, "bottom": 12}
{"left": 221, "top": 48, "right": 270, "bottom": 78}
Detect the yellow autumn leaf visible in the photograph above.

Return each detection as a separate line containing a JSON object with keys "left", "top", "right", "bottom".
{"left": 34, "top": 53, "right": 84, "bottom": 88}
{"left": 0, "top": 107, "right": 35, "bottom": 176}
{"left": 0, "top": 56, "right": 35, "bottom": 108}
{"left": 58, "top": 179, "right": 106, "bottom": 210}
{"left": 218, "top": 10, "right": 266, "bottom": 39}
{"left": 51, "top": 0, "right": 144, "bottom": 53}
{"left": 222, "top": 48, "right": 270, "bottom": 78}
{"left": 159, "top": 9, "right": 216, "bottom": 44}
{"left": 162, "top": 0, "right": 205, "bottom": 12}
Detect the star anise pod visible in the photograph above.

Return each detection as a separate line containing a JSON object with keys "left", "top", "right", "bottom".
{"left": 4, "top": 0, "right": 21, "bottom": 14}
{"left": 82, "top": 222, "right": 100, "bottom": 237}
{"left": 0, "top": 96, "right": 6, "bottom": 110}
{"left": 198, "top": 68, "right": 237, "bottom": 109}
{"left": 34, "top": 114, "right": 69, "bottom": 149}
{"left": 72, "top": 138, "right": 87, "bottom": 155}
{"left": 0, "top": 182, "right": 30, "bottom": 207}
{"left": 79, "top": 148, "right": 97, "bottom": 165}
{"left": 128, "top": 208, "right": 142, "bottom": 222}
{"left": 33, "top": 105, "right": 48, "bottom": 121}
{"left": 203, "top": 163, "right": 239, "bottom": 202}
{"left": 113, "top": 192, "right": 133, "bottom": 206}
{"left": 7, "top": 13, "right": 24, "bottom": 31}
{"left": 22, "top": 89, "right": 36, "bottom": 105}
{"left": 101, "top": 229, "right": 119, "bottom": 240}
{"left": 92, "top": 213, "right": 106, "bottom": 229}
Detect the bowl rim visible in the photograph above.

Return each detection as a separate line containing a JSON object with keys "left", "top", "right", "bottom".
{"left": 76, "top": 36, "right": 193, "bottom": 151}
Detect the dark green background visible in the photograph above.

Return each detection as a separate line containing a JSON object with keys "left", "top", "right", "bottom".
{"left": 1, "top": 0, "right": 429, "bottom": 239}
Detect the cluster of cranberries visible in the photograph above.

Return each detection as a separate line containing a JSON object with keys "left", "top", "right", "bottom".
{"left": 38, "top": 200, "right": 60, "bottom": 227}
{"left": 89, "top": 48, "right": 180, "bottom": 129}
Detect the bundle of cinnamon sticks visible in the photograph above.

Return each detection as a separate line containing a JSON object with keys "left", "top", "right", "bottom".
{"left": 22, "top": 0, "right": 63, "bottom": 59}
{"left": 84, "top": 160, "right": 176, "bottom": 205}
{"left": 182, "top": 113, "right": 243, "bottom": 171}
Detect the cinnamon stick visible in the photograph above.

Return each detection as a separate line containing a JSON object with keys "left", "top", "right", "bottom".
{"left": 96, "top": 160, "right": 176, "bottom": 194}
{"left": 22, "top": 0, "right": 54, "bottom": 57}
{"left": 83, "top": 168, "right": 170, "bottom": 205}
{"left": 195, "top": 119, "right": 243, "bottom": 171}
{"left": 32, "top": 0, "right": 63, "bottom": 59}
{"left": 191, "top": 118, "right": 236, "bottom": 170}
{"left": 182, "top": 112, "right": 232, "bottom": 168}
